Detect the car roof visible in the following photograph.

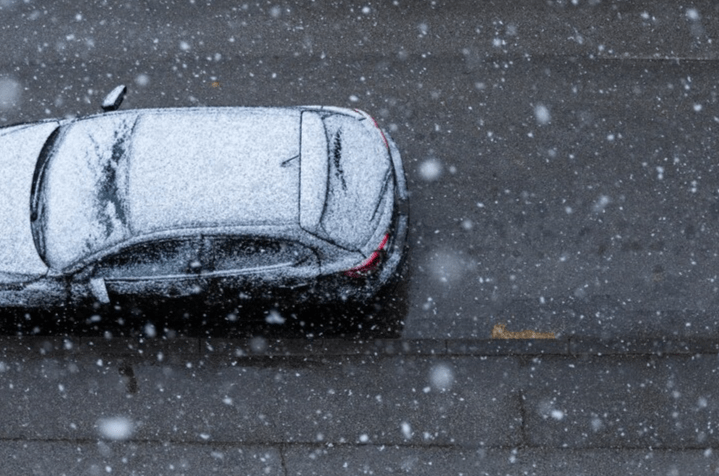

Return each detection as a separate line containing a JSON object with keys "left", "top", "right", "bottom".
{"left": 41, "top": 107, "right": 331, "bottom": 269}
{"left": 127, "top": 108, "right": 303, "bottom": 233}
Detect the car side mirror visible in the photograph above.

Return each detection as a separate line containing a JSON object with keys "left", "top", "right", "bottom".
{"left": 101, "top": 85, "right": 126, "bottom": 112}
{"left": 89, "top": 277, "right": 111, "bottom": 304}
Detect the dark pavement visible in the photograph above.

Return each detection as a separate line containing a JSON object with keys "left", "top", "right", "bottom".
{"left": 3, "top": 335, "right": 719, "bottom": 474}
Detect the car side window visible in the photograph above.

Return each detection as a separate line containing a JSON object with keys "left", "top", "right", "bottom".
{"left": 210, "top": 237, "right": 312, "bottom": 272}
{"left": 94, "top": 239, "right": 203, "bottom": 279}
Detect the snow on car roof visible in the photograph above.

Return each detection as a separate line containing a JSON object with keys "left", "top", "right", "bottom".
{"left": 42, "top": 108, "right": 305, "bottom": 269}
{"left": 127, "top": 108, "right": 302, "bottom": 234}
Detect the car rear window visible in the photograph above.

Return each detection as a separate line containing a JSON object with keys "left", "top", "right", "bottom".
{"left": 320, "top": 114, "right": 391, "bottom": 249}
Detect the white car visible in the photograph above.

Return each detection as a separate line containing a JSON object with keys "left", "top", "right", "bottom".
{"left": 0, "top": 87, "right": 409, "bottom": 310}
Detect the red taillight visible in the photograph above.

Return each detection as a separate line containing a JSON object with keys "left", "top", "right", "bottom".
{"left": 344, "top": 233, "right": 390, "bottom": 278}
{"left": 354, "top": 108, "right": 389, "bottom": 150}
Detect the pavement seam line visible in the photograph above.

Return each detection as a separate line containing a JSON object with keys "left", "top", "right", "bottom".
{"left": 279, "top": 443, "right": 288, "bottom": 476}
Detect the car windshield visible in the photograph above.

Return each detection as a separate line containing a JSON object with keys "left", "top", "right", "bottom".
{"left": 31, "top": 114, "right": 137, "bottom": 270}
{"left": 29, "top": 126, "right": 61, "bottom": 263}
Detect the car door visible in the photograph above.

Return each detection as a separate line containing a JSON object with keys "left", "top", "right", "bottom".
{"left": 203, "top": 236, "right": 319, "bottom": 304}
{"left": 88, "top": 237, "right": 208, "bottom": 305}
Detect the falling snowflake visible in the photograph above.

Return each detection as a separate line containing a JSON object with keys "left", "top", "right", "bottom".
{"left": 97, "top": 417, "right": 134, "bottom": 440}
{"left": 419, "top": 158, "right": 442, "bottom": 181}
{"left": 534, "top": 104, "right": 551, "bottom": 125}
{"left": 429, "top": 363, "right": 454, "bottom": 392}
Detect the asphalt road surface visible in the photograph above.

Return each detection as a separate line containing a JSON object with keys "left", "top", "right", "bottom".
{"left": 3, "top": 1, "right": 719, "bottom": 474}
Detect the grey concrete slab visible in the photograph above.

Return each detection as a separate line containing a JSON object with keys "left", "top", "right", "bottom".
{"left": 0, "top": 352, "right": 306, "bottom": 443}
{"left": 266, "top": 356, "right": 521, "bottom": 447}
{"left": 0, "top": 355, "right": 128, "bottom": 440}
{"left": 0, "top": 441, "right": 283, "bottom": 476}
{"left": 522, "top": 355, "right": 719, "bottom": 449}
{"left": 283, "top": 446, "right": 719, "bottom": 476}
{"left": 0, "top": 352, "right": 520, "bottom": 447}
{"left": 283, "top": 445, "right": 516, "bottom": 476}
{"left": 516, "top": 448, "right": 719, "bottom": 476}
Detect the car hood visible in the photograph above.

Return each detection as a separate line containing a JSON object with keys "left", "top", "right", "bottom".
{"left": 0, "top": 121, "right": 58, "bottom": 277}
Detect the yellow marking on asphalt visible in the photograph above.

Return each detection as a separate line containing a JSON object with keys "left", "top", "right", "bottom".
{"left": 491, "top": 323, "right": 556, "bottom": 339}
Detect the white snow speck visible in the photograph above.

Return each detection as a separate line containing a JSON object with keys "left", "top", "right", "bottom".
{"left": 359, "top": 433, "right": 369, "bottom": 443}
{"left": 270, "top": 6, "right": 281, "bottom": 18}
{"left": 144, "top": 323, "right": 156, "bottom": 338}
{"left": 362, "top": 6, "right": 371, "bottom": 14}
{"left": 534, "top": 104, "right": 551, "bottom": 125}
{"left": 97, "top": 417, "right": 134, "bottom": 440}
{"left": 427, "top": 249, "right": 464, "bottom": 284}
{"left": 179, "top": 41, "right": 191, "bottom": 51}
{"left": 656, "top": 166, "right": 664, "bottom": 180}
{"left": 429, "top": 363, "right": 454, "bottom": 392}
{"left": 592, "top": 195, "right": 611, "bottom": 213}
{"left": 694, "top": 103, "right": 703, "bottom": 112}
{"left": 419, "top": 158, "right": 442, "bottom": 181}
{"left": 135, "top": 74, "right": 150, "bottom": 87}
{"left": 0, "top": 77, "right": 21, "bottom": 111}
{"left": 265, "top": 310, "right": 286, "bottom": 325}
{"left": 550, "top": 409, "right": 564, "bottom": 420}
{"left": 348, "top": 94, "right": 359, "bottom": 102}
{"left": 687, "top": 8, "right": 700, "bottom": 21}
{"left": 401, "top": 422, "right": 413, "bottom": 439}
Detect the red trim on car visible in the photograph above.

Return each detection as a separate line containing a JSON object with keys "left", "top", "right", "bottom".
{"left": 344, "top": 233, "right": 390, "bottom": 278}
{"left": 354, "top": 108, "right": 389, "bottom": 150}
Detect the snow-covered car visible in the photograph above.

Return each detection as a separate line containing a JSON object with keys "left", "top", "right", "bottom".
{"left": 0, "top": 88, "right": 408, "bottom": 311}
